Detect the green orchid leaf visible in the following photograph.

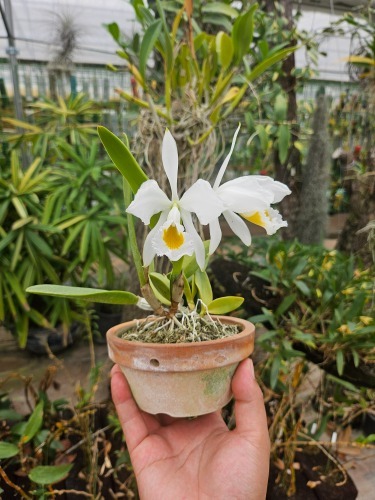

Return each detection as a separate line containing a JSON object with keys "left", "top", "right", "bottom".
{"left": 26, "top": 285, "right": 139, "bottom": 305}
{"left": 21, "top": 400, "right": 44, "bottom": 444}
{"left": 276, "top": 293, "right": 296, "bottom": 316}
{"left": 0, "top": 442, "right": 19, "bottom": 459}
{"left": 274, "top": 93, "right": 288, "bottom": 122}
{"left": 277, "top": 124, "right": 291, "bottom": 164}
{"left": 216, "top": 32, "right": 234, "bottom": 71}
{"left": 149, "top": 272, "right": 171, "bottom": 306}
{"left": 202, "top": 2, "right": 238, "bottom": 18}
{"left": 255, "top": 124, "right": 269, "bottom": 153}
{"left": 105, "top": 22, "right": 120, "bottom": 42}
{"left": 124, "top": 180, "right": 147, "bottom": 287}
{"left": 336, "top": 350, "right": 345, "bottom": 376}
{"left": 183, "top": 275, "right": 195, "bottom": 310}
{"left": 270, "top": 355, "right": 281, "bottom": 389}
{"left": 232, "top": 4, "right": 258, "bottom": 63}
{"left": 207, "top": 296, "right": 244, "bottom": 314}
{"left": 29, "top": 464, "right": 73, "bottom": 485}
{"left": 183, "top": 241, "right": 210, "bottom": 278}
{"left": 139, "top": 20, "right": 163, "bottom": 79}
{"left": 246, "top": 46, "right": 297, "bottom": 83}
{"left": 97, "top": 126, "right": 148, "bottom": 194}
{"left": 194, "top": 269, "right": 213, "bottom": 306}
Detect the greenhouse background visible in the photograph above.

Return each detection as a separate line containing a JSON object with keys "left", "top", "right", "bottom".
{"left": 0, "top": 0, "right": 374, "bottom": 498}
{"left": 0, "top": 0, "right": 364, "bottom": 103}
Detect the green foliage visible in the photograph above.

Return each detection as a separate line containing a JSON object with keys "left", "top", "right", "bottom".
{"left": 29, "top": 464, "right": 73, "bottom": 485}
{"left": 227, "top": 239, "right": 374, "bottom": 387}
{"left": 1, "top": 114, "right": 128, "bottom": 345}
{"left": 0, "top": 364, "right": 129, "bottom": 495}
{"left": 0, "top": 151, "right": 74, "bottom": 345}
{"left": 0, "top": 442, "right": 19, "bottom": 459}
{"left": 48, "top": 139, "right": 128, "bottom": 286}
{"left": 106, "top": 1, "right": 296, "bottom": 133}
{"left": 97, "top": 126, "right": 148, "bottom": 194}
{"left": 2, "top": 93, "right": 100, "bottom": 161}
{"left": 20, "top": 400, "right": 44, "bottom": 444}
{"left": 226, "top": 4, "right": 321, "bottom": 173}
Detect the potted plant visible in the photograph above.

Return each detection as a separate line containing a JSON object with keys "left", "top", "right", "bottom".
{"left": 27, "top": 124, "right": 291, "bottom": 417}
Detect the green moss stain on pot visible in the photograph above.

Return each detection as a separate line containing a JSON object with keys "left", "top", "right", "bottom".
{"left": 202, "top": 365, "right": 237, "bottom": 397}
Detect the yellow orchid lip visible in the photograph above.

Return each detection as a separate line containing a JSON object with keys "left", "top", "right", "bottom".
{"left": 163, "top": 224, "right": 185, "bottom": 250}
{"left": 241, "top": 210, "right": 268, "bottom": 228}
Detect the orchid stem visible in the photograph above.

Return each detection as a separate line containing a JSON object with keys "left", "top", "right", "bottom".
{"left": 123, "top": 179, "right": 147, "bottom": 288}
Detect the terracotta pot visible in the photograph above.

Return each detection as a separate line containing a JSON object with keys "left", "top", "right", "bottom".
{"left": 107, "top": 316, "right": 255, "bottom": 417}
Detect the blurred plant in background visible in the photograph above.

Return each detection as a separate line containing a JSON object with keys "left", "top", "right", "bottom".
{"left": 106, "top": 0, "right": 296, "bottom": 194}
{"left": 0, "top": 95, "right": 128, "bottom": 347}
{"left": 216, "top": 238, "right": 375, "bottom": 389}
{"left": 2, "top": 93, "right": 100, "bottom": 162}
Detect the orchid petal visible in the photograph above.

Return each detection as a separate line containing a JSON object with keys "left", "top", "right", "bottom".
{"left": 127, "top": 180, "right": 171, "bottom": 225}
{"left": 180, "top": 179, "right": 224, "bottom": 225}
{"left": 247, "top": 176, "right": 291, "bottom": 203}
{"left": 217, "top": 180, "right": 271, "bottom": 213}
{"left": 143, "top": 212, "right": 167, "bottom": 266}
{"left": 162, "top": 129, "right": 179, "bottom": 200}
{"left": 208, "top": 217, "right": 222, "bottom": 255}
{"left": 223, "top": 210, "right": 252, "bottom": 246}
{"left": 180, "top": 210, "right": 206, "bottom": 271}
{"left": 213, "top": 124, "right": 241, "bottom": 189}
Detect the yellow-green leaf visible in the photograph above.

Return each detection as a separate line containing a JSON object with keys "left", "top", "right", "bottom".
{"left": 26, "top": 285, "right": 139, "bottom": 305}
{"left": 345, "top": 55, "right": 375, "bottom": 67}
{"left": 216, "top": 31, "right": 234, "bottom": 71}
{"left": 21, "top": 401, "right": 44, "bottom": 444}
{"left": 207, "top": 296, "right": 244, "bottom": 314}
{"left": 195, "top": 269, "right": 213, "bottom": 305}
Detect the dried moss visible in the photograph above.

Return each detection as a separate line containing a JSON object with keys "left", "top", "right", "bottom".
{"left": 119, "top": 313, "right": 241, "bottom": 344}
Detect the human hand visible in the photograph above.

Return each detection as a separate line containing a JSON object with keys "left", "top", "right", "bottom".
{"left": 111, "top": 359, "right": 270, "bottom": 500}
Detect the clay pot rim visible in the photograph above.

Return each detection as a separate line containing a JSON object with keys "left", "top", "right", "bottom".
{"left": 107, "top": 315, "right": 254, "bottom": 350}
{"left": 107, "top": 315, "right": 255, "bottom": 372}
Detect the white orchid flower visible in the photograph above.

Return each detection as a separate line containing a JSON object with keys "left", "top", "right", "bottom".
{"left": 208, "top": 125, "right": 291, "bottom": 254}
{"left": 127, "top": 129, "right": 223, "bottom": 269}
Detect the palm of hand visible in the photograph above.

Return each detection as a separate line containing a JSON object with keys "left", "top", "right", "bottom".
{"left": 112, "top": 361, "right": 270, "bottom": 500}
{"left": 133, "top": 413, "right": 262, "bottom": 499}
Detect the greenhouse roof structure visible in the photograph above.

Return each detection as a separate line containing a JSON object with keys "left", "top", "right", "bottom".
{"left": 0, "top": 0, "right": 371, "bottom": 86}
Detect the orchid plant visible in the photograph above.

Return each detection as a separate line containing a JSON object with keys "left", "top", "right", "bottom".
{"left": 27, "top": 126, "right": 290, "bottom": 326}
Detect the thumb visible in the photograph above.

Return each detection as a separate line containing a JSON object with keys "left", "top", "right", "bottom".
{"left": 232, "top": 359, "right": 269, "bottom": 440}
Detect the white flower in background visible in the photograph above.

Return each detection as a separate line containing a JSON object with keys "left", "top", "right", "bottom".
{"left": 208, "top": 125, "right": 291, "bottom": 254}
{"left": 127, "top": 129, "right": 223, "bottom": 269}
